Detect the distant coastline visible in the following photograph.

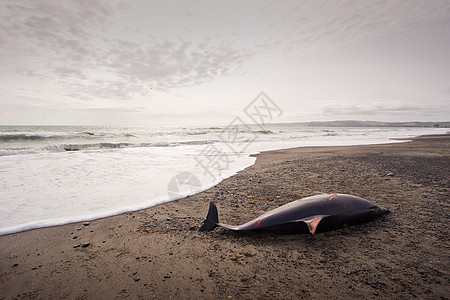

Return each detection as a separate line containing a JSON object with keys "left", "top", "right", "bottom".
{"left": 274, "top": 120, "right": 450, "bottom": 128}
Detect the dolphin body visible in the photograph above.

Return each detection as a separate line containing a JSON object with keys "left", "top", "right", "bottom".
{"left": 199, "top": 193, "right": 389, "bottom": 234}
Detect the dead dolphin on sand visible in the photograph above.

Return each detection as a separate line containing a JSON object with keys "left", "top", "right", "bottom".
{"left": 199, "top": 193, "right": 389, "bottom": 234}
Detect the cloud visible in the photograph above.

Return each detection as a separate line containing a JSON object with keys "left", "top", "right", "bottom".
{"left": 257, "top": 0, "right": 450, "bottom": 57}
{"left": 57, "top": 37, "right": 250, "bottom": 101}
{"left": 0, "top": 0, "right": 250, "bottom": 101}
{"left": 1, "top": 0, "right": 449, "bottom": 126}
{"left": 102, "top": 38, "right": 249, "bottom": 89}
{"left": 322, "top": 101, "right": 449, "bottom": 118}
{"left": 53, "top": 67, "right": 87, "bottom": 80}
{"left": 0, "top": 0, "right": 112, "bottom": 58}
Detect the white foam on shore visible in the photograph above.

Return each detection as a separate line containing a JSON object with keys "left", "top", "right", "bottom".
{"left": 0, "top": 144, "right": 256, "bottom": 236}
{"left": 0, "top": 126, "right": 447, "bottom": 236}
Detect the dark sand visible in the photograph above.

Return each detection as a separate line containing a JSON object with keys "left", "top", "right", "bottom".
{"left": 1, "top": 134, "right": 449, "bottom": 299}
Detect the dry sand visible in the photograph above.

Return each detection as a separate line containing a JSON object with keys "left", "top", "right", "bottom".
{"left": 0, "top": 134, "right": 449, "bottom": 299}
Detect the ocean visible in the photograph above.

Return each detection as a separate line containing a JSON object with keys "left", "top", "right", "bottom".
{"left": 0, "top": 124, "right": 447, "bottom": 235}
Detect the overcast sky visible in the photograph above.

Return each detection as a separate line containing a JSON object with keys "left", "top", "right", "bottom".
{"left": 1, "top": 0, "right": 449, "bottom": 126}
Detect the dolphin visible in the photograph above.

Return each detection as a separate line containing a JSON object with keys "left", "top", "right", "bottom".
{"left": 199, "top": 193, "right": 389, "bottom": 234}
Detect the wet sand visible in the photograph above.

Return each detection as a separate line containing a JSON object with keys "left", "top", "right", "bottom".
{"left": 0, "top": 134, "right": 449, "bottom": 299}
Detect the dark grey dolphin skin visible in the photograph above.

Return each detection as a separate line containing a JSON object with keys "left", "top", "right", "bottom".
{"left": 199, "top": 193, "right": 389, "bottom": 234}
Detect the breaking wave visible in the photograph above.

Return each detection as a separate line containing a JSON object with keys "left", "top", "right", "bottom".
{"left": 0, "top": 140, "right": 221, "bottom": 156}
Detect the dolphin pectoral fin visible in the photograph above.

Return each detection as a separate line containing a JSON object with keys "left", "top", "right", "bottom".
{"left": 307, "top": 218, "right": 322, "bottom": 235}
{"left": 298, "top": 215, "right": 330, "bottom": 235}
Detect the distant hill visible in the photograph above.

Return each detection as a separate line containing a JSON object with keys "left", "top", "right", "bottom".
{"left": 297, "top": 120, "right": 450, "bottom": 127}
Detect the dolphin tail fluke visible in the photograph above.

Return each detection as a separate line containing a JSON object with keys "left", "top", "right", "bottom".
{"left": 199, "top": 201, "right": 219, "bottom": 232}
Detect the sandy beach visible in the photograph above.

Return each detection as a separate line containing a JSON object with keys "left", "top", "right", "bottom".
{"left": 0, "top": 134, "right": 448, "bottom": 299}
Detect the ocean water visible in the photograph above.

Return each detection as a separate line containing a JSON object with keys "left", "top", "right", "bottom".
{"left": 0, "top": 124, "right": 447, "bottom": 235}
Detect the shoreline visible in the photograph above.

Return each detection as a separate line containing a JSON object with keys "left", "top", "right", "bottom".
{"left": 0, "top": 133, "right": 448, "bottom": 299}
{"left": 1, "top": 131, "right": 448, "bottom": 237}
